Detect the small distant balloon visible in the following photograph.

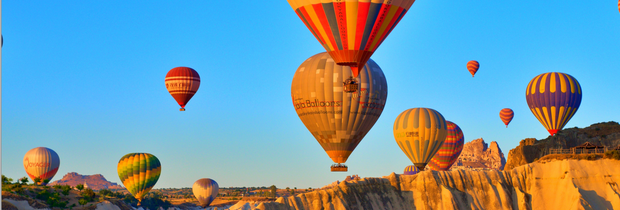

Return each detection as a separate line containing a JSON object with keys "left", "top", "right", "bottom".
{"left": 165, "top": 67, "right": 200, "bottom": 111}
{"left": 403, "top": 165, "right": 419, "bottom": 175}
{"left": 526, "top": 72, "right": 582, "bottom": 136}
{"left": 23, "top": 147, "right": 60, "bottom": 185}
{"left": 499, "top": 108, "right": 514, "bottom": 127}
{"left": 193, "top": 178, "right": 219, "bottom": 207}
{"left": 467, "top": 60, "right": 479, "bottom": 77}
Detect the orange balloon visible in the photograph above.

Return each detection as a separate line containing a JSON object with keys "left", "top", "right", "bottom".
{"left": 467, "top": 60, "right": 479, "bottom": 77}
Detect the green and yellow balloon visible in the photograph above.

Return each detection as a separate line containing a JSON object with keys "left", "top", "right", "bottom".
{"left": 117, "top": 153, "right": 161, "bottom": 205}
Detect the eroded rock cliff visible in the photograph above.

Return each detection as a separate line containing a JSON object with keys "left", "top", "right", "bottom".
{"left": 504, "top": 121, "right": 620, "bottom": 170}
{"left": 231, "top": 159, "right": 620, "bottom": 210}
{"left": 452, "top": 138, "right": 506, "bottom": 170}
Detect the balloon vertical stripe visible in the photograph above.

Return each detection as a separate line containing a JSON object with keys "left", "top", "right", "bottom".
{"left": 526, "top": 72, "right": 582, "bottom": 136}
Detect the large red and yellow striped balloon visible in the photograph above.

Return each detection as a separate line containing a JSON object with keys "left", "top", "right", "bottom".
{"left": 499, "top": 108, "right": 514, "bottom": 127}
{"left": 23, "top": 147, "right": 60, "bottom": 185}
{"left": 287, "top": 0, "right": 416, "bottom": 78}
{"left": 427, "top": 121, "right": 464, "bottom": 171}
{"left": 467, "top": 60, "right": 479, "bottom": 77}
{"left": 526, "top": 72, "right": 582, "bottom": 136}
{"left": 393, "top": 108, "right": 448, "bottom": 171}
{"left": 165, "top": 67, "right": 200, "bottom": 111}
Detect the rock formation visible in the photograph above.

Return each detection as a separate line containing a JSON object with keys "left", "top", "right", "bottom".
{"left": 229, "top": 159, "right": 620, "bottom": 210}
{"left": 505, "top": 121, "right": 620, "bottom": 170}
{"left": 451, "top": 138, "right": 506, "bottom": 170}
{"left": 48, "top": 172, "right": 124, "bottom": 190}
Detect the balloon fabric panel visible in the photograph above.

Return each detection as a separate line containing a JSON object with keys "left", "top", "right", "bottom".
{"left": 427, "top": 121, "right": 464, "bottom": 171}
{"left": 526, "top": 72, "right": 582, "bottom": 136}
{"left": 291, "top": 52, "right": 388, "bottom": 164}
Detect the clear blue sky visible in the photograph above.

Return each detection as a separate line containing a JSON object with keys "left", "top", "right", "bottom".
{"left": 2, "top": 1, "right": 620, "bottom": 189}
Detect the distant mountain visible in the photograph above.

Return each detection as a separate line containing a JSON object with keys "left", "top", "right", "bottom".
{"left": 48, "top": 172, "right": 125, "bottom": 191}
{"left": 451, "top": 138, "right": 506, "bottom": 170}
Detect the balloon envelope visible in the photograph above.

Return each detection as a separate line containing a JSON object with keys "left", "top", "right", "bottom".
{"left": 427, "top": 121, "right": 464, "bottom": 171}
{"left": 23, "top": 147, "right": 60, "bottom": 185}
{"left": 467, "top": 60, "right": 479, "bottom": 77}
{"left": 500, "top": 108, "right": 514, "bottom": 127}
{"left": 117, "top": 153, "right": 161, "bottom": 204}
{"left": 287, "top": 0, "right": 416, "bottom": 77}
{"left": 193, "top": 178, "right": 219, "bottom": 207}
{"left": 526, "top": 72, "right": 582, "bottom": 136}
{"left": 393, "top": 108, "right": 448, "bottom": 171}
{"left": 165, "top": 67, "right": 200, "bottom": 110}
{"left": 291, "top": 52, "right": 388, "bottom": 165}
{"left": 403, "top": 165, "right": 419, "bottom": 175}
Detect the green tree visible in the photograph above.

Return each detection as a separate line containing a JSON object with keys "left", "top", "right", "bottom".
{"left": 61, "top": 185, "right": 72, "bottom": 196}
{"left": 2, "top": 175, "right": 13, "bottom": 184}
{"left": 33, "top": 177, "right": 41, "bottom": 185}
{"left": 19, "top": 177, "right": 29, "bottom": 185}
{"left": 76, "top": 184, "right": 84, "bottom": 192}
{"left": 79, "top": 198, "right": 88, "bottom": 207}
{"left": 270, "top": 185, "right": 277, "bottom": 199}
{"left": 81, "top": 188, "right": 96, "bottom": 202}
{"left": 42, "top": 179, "right": 50, "bottom": 185}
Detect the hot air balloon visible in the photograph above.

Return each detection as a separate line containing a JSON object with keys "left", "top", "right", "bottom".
{"left": 467, "top": 60, "right": 479, "bottom": 77}
{"left": 393, "top": 108, "right": 448, "bottom": 171}
{"left": 193, "top": 178, "right": 219, "bottom": 207}
{"left": 165, "top": 67, "right": 200, "bottom": 111}
{"left": 500, "top": 108, "right": 514, "bottom": 128}
{"left": 403, "top": 165, "right": 419, "bottom": 175}
{"left": 117, "top": 153, "right": 161, "bottom": 205}
{"left": 23, "top": 147, "right": 60, "bottom": 185}
{"left": 427, "top": 121, "right": 464, "bottom": 171}
{"left": 526, "top": 72, "right": 582, "bottom": 136}
{"left": 291, "top": 52, "right": 388, "bottom": 172}
{"left": 287, "top": 0, "right": 416, "bottom": 78}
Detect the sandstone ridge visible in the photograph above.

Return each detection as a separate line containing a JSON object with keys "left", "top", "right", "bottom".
{"left": 230, "top": 159, "right": 620, "bottom": 210}
{"left": 452, "top": 138, "right": 506, "bottom": 170}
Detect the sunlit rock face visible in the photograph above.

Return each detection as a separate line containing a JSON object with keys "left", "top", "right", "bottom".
{"left": 233, "top": 159, "right": 620, "bottom": 210}
{"left": 452, "top": 138, "right": 506, "bottom": 170}
{"left": 505, "top": 122, "right": 620, "bottom": 171}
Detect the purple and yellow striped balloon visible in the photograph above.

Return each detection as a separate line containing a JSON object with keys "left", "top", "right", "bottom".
{"left": 403, "top": 165, "right": 419, "bottom": 175}
{"left": 499, "top": 108, "right": 514, "bottom": 128}
{"left": 526, "top": 72, "right": 582, "bottom": 136}
{"left": 427, "top": 121, "right": 464, "bottom": 171}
